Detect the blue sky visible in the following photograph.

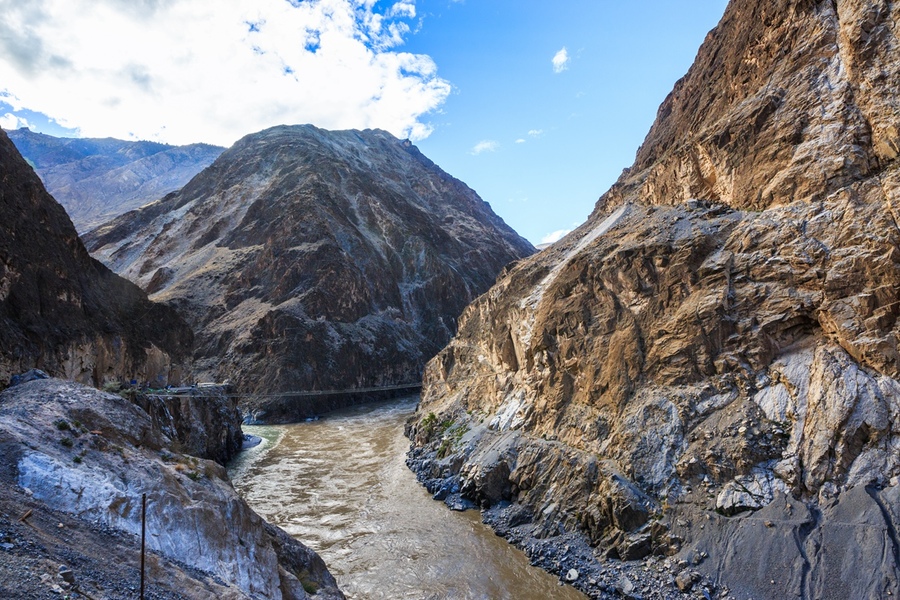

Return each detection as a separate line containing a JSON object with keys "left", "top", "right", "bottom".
{"left": 0, "top": 0, "right": 727, "bottom": 244}
{"left": 406, "top": 1, "right": 728, "bottom": 244}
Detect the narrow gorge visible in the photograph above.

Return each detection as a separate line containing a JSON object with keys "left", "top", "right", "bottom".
{"left": 2, "top": 0, "right": 899, "bottom": 598}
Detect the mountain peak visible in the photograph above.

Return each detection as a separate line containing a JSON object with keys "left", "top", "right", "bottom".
{"left": 86, "top": 124, "right": 533, "bottom": 418}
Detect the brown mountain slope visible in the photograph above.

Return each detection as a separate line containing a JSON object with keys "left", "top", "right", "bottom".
{"left": 85, "top": 125, "right": 534, "bottom": 420}
{"left": 0, "top": 128, "right": 192, "bottom": 386}
{"left": 409, "top": 1, "right": 900, "bottom": 598}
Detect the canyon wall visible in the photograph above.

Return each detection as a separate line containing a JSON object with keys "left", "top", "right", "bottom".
{"left": 0, "top": 128, "right": 192, "bottom": 387}
{"left": 409, "top": 1, "right": 900, "bottom": 598}
{"left": 0, "top": 378, "right": 343, "bottom": 599}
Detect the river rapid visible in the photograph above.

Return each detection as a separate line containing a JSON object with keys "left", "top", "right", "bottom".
{"left": 228, "top": 396, "right": 586, "bottom": 600}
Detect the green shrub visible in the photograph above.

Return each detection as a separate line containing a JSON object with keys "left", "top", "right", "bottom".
{"left": 297, "top": 570, "right": 319, "bottom": 594}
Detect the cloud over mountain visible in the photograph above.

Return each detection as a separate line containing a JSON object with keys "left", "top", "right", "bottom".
{"left": 0, "top": 0, "right": 450, "bottom": 146}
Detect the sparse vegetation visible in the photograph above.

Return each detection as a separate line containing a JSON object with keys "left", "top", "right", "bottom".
{"left": 437, "top": 422, "right": 468, "bottom": 458}
{"left": 60, "top": 437, "right": 73, "bottom": 448}
{"left": 54, "top": 419, "right": 70, "bottom": 431}
{"left": 420, "top": 412, "right": 456, "bottom": 444}
{"left": 102, "top": 382, "right": 123, "bottom": 393}
{"left": 420, "top": 412, "right": 438, "bottom": 438}
{"left": 297, "top": 570, "right": 319, "bottom": 595}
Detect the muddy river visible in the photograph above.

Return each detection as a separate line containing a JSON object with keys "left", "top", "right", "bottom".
{"left": 228, "top": 396, "right": 586, "bottom": 600}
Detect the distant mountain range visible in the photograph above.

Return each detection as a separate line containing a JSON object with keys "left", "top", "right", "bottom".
{"left": 8, "top": 128, "right": 223, "bottom": 232}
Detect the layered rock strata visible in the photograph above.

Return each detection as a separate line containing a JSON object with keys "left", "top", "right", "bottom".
{"left": 86, "top": 125, "right": 533, "bottom": 420}
{"left": 0, "top": 128, "right": 192, "bottom": 386}
{"left": 409, "top": 0, "right": 900, "bottom": 598}
{"left": 8, "top": 128, "right": 224, "bottom": 232}
{"left": 0, "top": 378, "right": 343, "bottom": 600}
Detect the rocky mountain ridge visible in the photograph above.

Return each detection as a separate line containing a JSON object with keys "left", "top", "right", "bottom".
{"left": 86, "top": 124, "right": 534, "bottom": 420}
{"left": 8, "top": 128, "right": 224, "bottom": 232}
{"left": 408, "top": 0, "right": 900, "bottom": 598}
{"left": 0, "top": 128, "right": 192, "bottom": 386}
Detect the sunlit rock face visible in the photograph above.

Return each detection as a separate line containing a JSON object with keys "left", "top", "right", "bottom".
{"left": 85, "top": 125, "right": 534, "bottom": 419}
{"left": 8, "top": 128, "right": 224, "bottom": 233}
{"left": 0, "top": 128, "right": 192, "bottom": 386}
{"left": 0, "top": 378, "right": 344, "bottom": 600}
{"left": 409, "top": 0, "right": 900, "bottom": 597}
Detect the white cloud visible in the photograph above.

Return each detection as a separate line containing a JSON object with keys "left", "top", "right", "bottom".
{"left": 0, "top": 0, "right": 451, "bottom": 146}
{"left": 471, "top": 140, "right": 499, "bottom": 155}
{"left": 528, "top": 129, "right": 543, "bottom": 137}
{"left": 0, "top": 112, "right": 30, "bottom": 130}
{"left": 387, "top": 2, "right": 416, "bottom": 18}
{"left": 551, "top": 47, "right": 569, "bottom": 73}
{"left": 515, "top": 138, "right": 525, "bottom": 144}
{"left": 541, "top": 228, "right": 570, "bottom": 245}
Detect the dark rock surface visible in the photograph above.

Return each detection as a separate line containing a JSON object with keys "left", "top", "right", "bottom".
{"left": 8, "top": 128, "right": 224, "bottom": 233}
{"left": 0, "top": 378, "right": 344, "bottom": 600}
{"left": 409, "top": 0, "right": 900, "bottom": 598}
{"left": 129, "top": 385, "right": 243, "bottom": 465}
{"left": 86, "top": 125, "right": 534, "bottom": 420}
{"left": 0, "top": 128, "right": 192, "bottom": 387}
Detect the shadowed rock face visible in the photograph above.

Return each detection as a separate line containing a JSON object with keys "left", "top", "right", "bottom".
{"left": 85, "top": 125, "right": 533, "bottom": 417}
{"left": 409, "top": 0, "right": 900, "bottom": 597}
{"left": 8, "top": 128, "right": 224, "bottom": 233}
{"left": 0, "top": 128, "right": 192, "bottom": 386}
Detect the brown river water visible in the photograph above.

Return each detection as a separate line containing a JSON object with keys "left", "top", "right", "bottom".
{"left": 228, "top": 396, "right": 586, "bottom": 600}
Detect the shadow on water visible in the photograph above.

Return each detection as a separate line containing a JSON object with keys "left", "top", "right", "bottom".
{"left": 228, "top": 396, "right": 586, "bottom": 600}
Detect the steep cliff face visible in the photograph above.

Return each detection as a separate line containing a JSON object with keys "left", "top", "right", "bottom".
{"left": 131, "top": 385, "right": 244, "bottom": 465}
{"left": 0, "top": 128, "right": 192, "bottom": 386}
{"left": 85, "top": 125, "right": 533, "bottom": 419}
{"left": 410, "top": 1, "right": 900, "bottom": 598}
{"left": 8, "top": 128, "right": 224, "bottom": 232}
{"left": 0, "top": 378, "right": 343, "bottom": 600}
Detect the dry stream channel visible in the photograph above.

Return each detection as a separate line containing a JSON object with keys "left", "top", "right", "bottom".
{"left": 229, "top": 396, "right": 586, "bottom": 600}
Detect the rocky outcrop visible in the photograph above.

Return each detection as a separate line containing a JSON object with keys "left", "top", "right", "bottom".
{"left": 0, "top": 128, "right": 192, "bottom": 387}
{"left": 8, "top": 128, "right": 224, "bottom": 232}
{"left": 0, "top": 378, "right": 344, "bottom": 600}
{"left": 409, "top": 0, "right": 900, "bottom": 598}
{"left": 130, "top": 385, "right": 243, "bottom": 465}
{"left": 85, "top": 125, "right": 533, "bottom": 421}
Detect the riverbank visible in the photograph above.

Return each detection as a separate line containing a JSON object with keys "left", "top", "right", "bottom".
{"left": 406, "top": 443, "right": 716, "bottom": 600}
{"left": 230, "top": 397, "right": 587, "bottom": 600}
